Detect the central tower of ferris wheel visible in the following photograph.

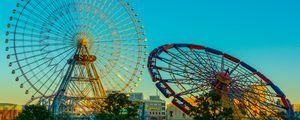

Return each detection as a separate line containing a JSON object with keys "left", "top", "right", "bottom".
{"left": 51, "top": 36, "right": 107, "bottom": 115}
{"left": 6, "top": 0, "right": 147, "bottom": 116}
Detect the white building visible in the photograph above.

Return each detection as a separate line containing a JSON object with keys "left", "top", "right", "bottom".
{"left": 140, "top": 95, "right": 166, "bottom": 120}
{"left": 166, "top": 103, "right": 192, "bottom": 120}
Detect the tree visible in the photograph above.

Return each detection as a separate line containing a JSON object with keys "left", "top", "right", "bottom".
{"left": 95, "top": 93, "right": 141, "bottom": 120}
{"left": 15, "top": 105, "right": 53, "bottom": 120}
{"left": 190, "top": 91, "right": 234, "bottom": 120}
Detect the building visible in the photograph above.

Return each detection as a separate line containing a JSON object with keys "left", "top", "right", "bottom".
{"left": 140, "top": 95, "right": 166, "bottom": 120}
{"left": 166, "top": 103, "right": 192, "bottom": 120}
{"left": 0, "top": 103, "right": 23, "bottom": 120}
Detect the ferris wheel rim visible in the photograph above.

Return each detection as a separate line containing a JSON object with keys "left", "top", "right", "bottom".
{"left": 7, "top": 0, "right": 146, "bottom": 97}
{"left": 148, "top": 43, "right": 293, "bottom": 118}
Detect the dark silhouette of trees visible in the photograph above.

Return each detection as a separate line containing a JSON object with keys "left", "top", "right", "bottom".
{"left": 190, "top": 91, "right": 234, "bottom": 120}
{"left": 15, "top": 105, "right": 53, "bottom": 120}
{"left": 95, "top": 93, "right": 141, "bottom": 120}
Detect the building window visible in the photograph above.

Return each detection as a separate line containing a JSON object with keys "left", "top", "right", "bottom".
{"left": 170, "top": 111, "right": 173, "bottom": 117}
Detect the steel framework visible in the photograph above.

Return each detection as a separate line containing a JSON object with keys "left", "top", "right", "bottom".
{"left": 6, "top": 0, "right": 146, "bottom": 117}
{"left": 148, "top": 43, "right": 294, "bottom": 119}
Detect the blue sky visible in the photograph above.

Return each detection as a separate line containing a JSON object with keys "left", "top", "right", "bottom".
{"left": 0, "top": 0, "right": 299, "bottom": 104}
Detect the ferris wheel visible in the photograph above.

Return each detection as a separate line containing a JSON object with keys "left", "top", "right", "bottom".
{"left": 148, "top": 43, "right": 294, "bottom": 119}
{"left": 6, "top": 0, "right": 146, "bottom": 115}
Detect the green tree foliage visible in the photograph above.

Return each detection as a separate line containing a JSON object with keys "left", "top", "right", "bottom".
{"left": 15, "top": 105, "right": 53, "bottom": 120}
{"left": 95, "top": 93, "right": 141, "bottom": 120}
{"left": 190, "top": 91, "right": 234, "bottom": 120}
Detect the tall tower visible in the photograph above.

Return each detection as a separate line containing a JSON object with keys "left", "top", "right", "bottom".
{"left": 52, "top": 35, "right": 107, "bottom": 115}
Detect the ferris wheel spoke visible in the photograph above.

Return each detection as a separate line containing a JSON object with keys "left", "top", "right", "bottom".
{"left": 194, "top": 53, "right": 219, "bottom": 74}
{"left": 228, "top": 63, "right": 240, "bottom": 75}
{"left": 115, "top": 54, "right": 138, "bottom": 64}
{"left": 9, "top": 24, "right": 48, "bottom": 36}
{"left": 89, "top": 1, "right": 115, "bottom": 28}
{"left": 14, "top": 57, "right": 47, "bottom": 71}
{"left": 148, "top": 44, "right": 291, "bottom": 118}
{"left": 10, "top": 45, "right": 73, "bottom": 58}
{"left": 11, "top": 46, "right": 74, "bottom": 64}
{"left": 13, "top": 43, "right": 72, "bottom": 49}
{"left": 106, "top": 3, "right": 124, "bottom": 21}
{"left": 102, "top": 0, "right": 115, "bottom": 14}
{"left": 114, "top": 43, "right": 144, "bottom": 47}
{"left": 95, "top": 18, "right": 133, "bottom": 37}
{"left": 220, "top": 56, "right": 225, "bottom": 72}
{"left": 163, "top": 51, "right": 194, "bottom": 68}
{"left": 232, "top": 85, "right": 278, "bottom": 101}
{"left": 8, "top": 0, "right": 144, "bottom": 112}
{"left": 13, "top": 18, "right": 67, "bottom": 39}
{"left": 230, "top": 90, "right": 265, "bottom": 118}
{"left": 234, "top": 76, "right": 263, "bottom": 87}
{"left": 103, "top": 70, "right": 123, "bottom": 90}
{"left": 93, "top": 44, "right": 141, "bottom": 53}
{"left": 95, "top": 26, "right": 138, "bottom": 40}
{"left": 192, "top": 50, "right": 216, "bottom": 71}
{"left": 175, "top": 47, "right": 205, "bottom": 70}
{"left": 204, "top": 51, "right": 220, "bottom": 73}
{"left": 94, "top": 37, "right": 140, "bottom": 44}
{"left": 35, "top": 49, "right": 75, "bottom": 95}
{"left": 230, "top": 87, "right": 282, "bottom": 118}
{"left": 231, "top": 72, "right": 256, "bottom": 82}
{"left": 156, "top": 65, "right": 211, "bottom": 81}
{"left": 112, "top": 70, "right": 130, "bottom": 88}
{"left": 157, "top": 55, "right": 211, "bottom": 77}
{"left": 43, "top": 63, "right": 68, "bottom": 95}
{"left": 26, "top": 63, "right": 56, "bottom": 90}
{"left": 174, "top": 83, "right": 210, "bottom": 97}
{"left": 231, "top": 84, "right": 283, "bottom": 110}
{"left": 117, "top": 21, "right": 134, "bottom": 30}
{"left": 43, "top": 1, "right": 75, "bottom": 30}
{"left": 16, "top": 47, "right": 75, "bottom": 78}
{"left": 10, "top": 32, "right": 73, "bottom": 42}
{"left": 118, "top": 32, "right": 140, "bottom": 38}
{"left": 176, "top": 48, "right": 213, "bottom": 75}
{"left": 230, "top": 92, "right": 266, "bottom": 118}
{"left": 31, "top": 65, "right": 63, "bottom": 96}
{"left": 115, "top": 61, "right": 139, "bottom": 72}
{"left": 21, "top": 6, "right": 66, "bottom": 34}
{"left": 113, "top": 15, "right": 131, "bottom": 27}
{"left": 162, "top": 51, "right": 213, "bottom": 78}
{"left": 189, "top": 49, "right": 215, "bottom": 74}
{"left": 9, "top": 48, "right": 42, "bottom": 56}
{"left": 98, "top": 49, "right": 139, "bottom": 64}
{"left": 165, "top": 59, "right": 212, "bottom": 79}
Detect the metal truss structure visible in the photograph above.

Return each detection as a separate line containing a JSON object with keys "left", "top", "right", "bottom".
{"left": 6, "top": 0, "right": 146, "bottom": 118}
{"left": 148, "top": 43, "right": 294, "bottom": 119}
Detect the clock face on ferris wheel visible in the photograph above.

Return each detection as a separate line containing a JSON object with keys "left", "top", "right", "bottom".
{"left": 6, "top": 0, "right": 147, "bottom": 98}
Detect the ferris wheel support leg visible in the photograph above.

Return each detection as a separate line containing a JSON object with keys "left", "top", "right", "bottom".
{"left": 51, "top": 60, "right": 76, "bottom": 115}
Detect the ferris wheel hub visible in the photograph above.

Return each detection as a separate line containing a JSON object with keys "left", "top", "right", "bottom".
{"left": 215, "top": 72, "right": 232, "bottom": 85}
{"left": 79, "top": 38, "right": 89, "bottom": 46}
{"left": 73, "top": 32, "right": 94, "bottom": 48}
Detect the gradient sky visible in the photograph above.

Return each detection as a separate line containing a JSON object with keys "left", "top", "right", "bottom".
{"left": 0, "top": 0, "right": 299, "bottom": 105}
